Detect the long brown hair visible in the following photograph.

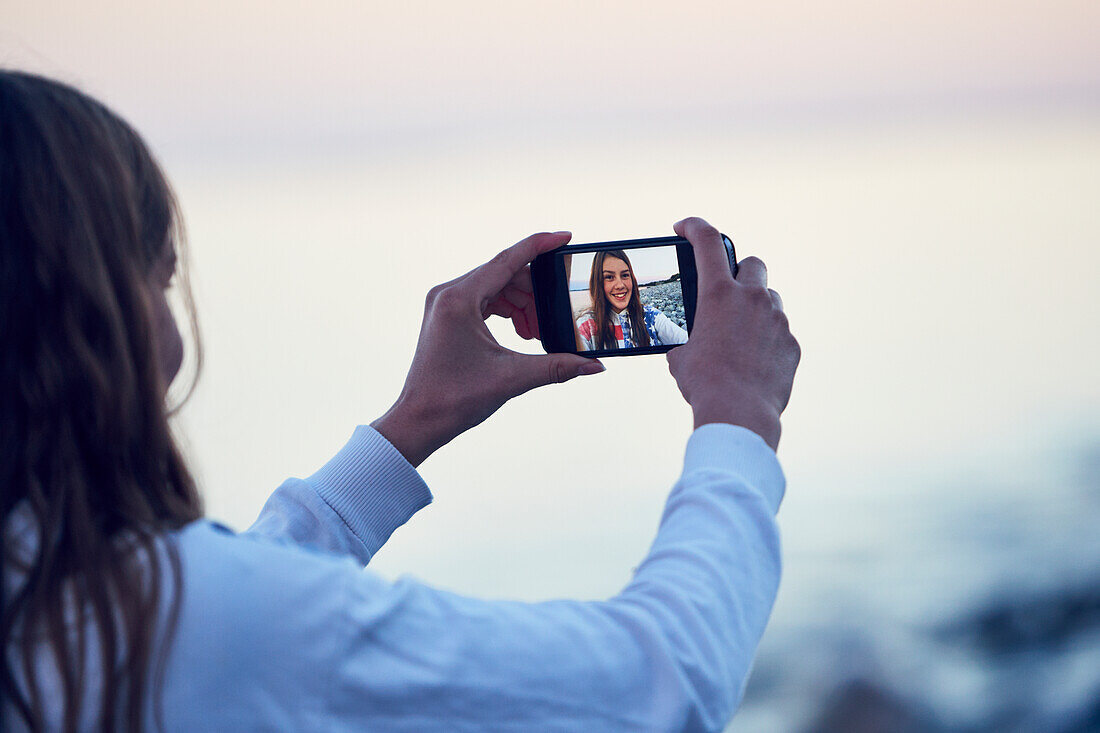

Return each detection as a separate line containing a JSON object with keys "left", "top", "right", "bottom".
{"left": 587, "top": 249, "right": 650, "bottom": 350}
{"left": 0, "top": 71, "right": 203, "bottom": 730}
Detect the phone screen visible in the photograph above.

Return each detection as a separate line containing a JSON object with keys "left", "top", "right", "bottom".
{"left": 563, "top": 244, "right": 689, "bottom": 353}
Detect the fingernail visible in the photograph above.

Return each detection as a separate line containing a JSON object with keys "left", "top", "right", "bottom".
{"left": 578, "top": 361, "right": 605, "bottom": 376}
{"left": 552, "top": 230, "right": 571, "bottom": 237}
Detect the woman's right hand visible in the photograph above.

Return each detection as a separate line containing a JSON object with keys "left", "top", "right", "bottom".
{"left": 666, "top": 217, "right": 800, "bottom": 451}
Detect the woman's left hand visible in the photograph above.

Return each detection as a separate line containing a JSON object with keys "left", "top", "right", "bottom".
{"left": 371, "top": 231, "right": 605, "bottom": 467}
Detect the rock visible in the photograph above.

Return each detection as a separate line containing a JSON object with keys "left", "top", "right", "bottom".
{"left": 800, "top": 680, "right": 940, "bottom": 733}
{"left": 639, "top": 281, "right": 686, "bottom": 326}
{"left": 937, "top": 583, "right": 1100, "bottom": 656}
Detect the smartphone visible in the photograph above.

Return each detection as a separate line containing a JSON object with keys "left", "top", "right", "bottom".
{"left": 531, "top": 234, "right": 737, "bottom": 357}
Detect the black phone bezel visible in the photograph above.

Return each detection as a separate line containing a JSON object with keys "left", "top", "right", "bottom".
{"left": 531, "top": 236, "right": 699, "bottom": 358}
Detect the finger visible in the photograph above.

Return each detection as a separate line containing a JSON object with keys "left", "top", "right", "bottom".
{"left": 512, "top": 352, "right": 605, "bottom": 394}
{"left": 500, "top": 283, "right": 533, "bottom": 312}
{"left": 486, "top": 284, "right": 539, "bottom": 340}
{"left": 487, "top": 282, "right": 533, "bottom": 312}
{"left": 521, "top": 298, "right": 540, "bottom": 339}
{"left": 510, "top": 265, "right": 534, "bottom": 296}
{"left": 484, "top": 297, "right": 517, "bottom": 322}
{"left": 484, "top": 292, "right": 517, "bottom": 315}
{"left": 487, "top": 301, "right": 534, "bottom": 340}
{"left": 490, "top": 268, "right": 534, "bottom": 305}
{"left": 485, "top": 290, "right": 537, "bottom": 340}
{"left": 511, "top": 311, "right": 533, "bottom": 340}
{"left": 768, "top": 288, "right": 784, "bottom": 311}
{"left": 493, "top": 272, "right": 536, "bottom": 326}
{"left": 516, "top": 302, "right": 539, "bottom": 340}
{"left": 674, "top": 217, "right": 734, "bottom": 298}
{"left": 467, "top": 231, "right": 572, "bottom": 303}
{"left": 736, "top": 256, "right": 768, "bottom": 289}
{"left": 506, "top": 271, "right": 540, "bottom": 336}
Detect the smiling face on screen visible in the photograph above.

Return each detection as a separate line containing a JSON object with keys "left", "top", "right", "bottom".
{"left": 601, "top": 256, "right": 632, "bottom": 313}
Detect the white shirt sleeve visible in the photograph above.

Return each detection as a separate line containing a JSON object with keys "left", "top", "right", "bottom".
{"left": 328, "top": 424, "right": 783, "bottom": 731}
{"left": 224, "top": 424, "right": 782, "bottom": 731}
{"left": 246, "top": 426, "right": 432, "bottom": 565}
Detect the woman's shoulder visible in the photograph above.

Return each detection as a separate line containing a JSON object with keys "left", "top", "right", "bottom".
{"left": 170, "top": 519, "right": 366, "bottom": 618}
{"left": 174, "top": 519, "right": 357, "bottom": 575}
{"left": 169, "top": 519, "right": 370, "bottom": 650}
{"left": 160, "top": 521, "right": 370, "bottom": 725}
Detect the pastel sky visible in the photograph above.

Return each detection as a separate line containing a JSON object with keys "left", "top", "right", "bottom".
{"left": 4, "top": 0, "right": 1098, "bottom": 155}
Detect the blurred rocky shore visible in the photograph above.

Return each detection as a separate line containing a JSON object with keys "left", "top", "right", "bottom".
{"left": 639, "top": 280, "right": 686, "bottom": 329}
{"left": 786, "top": 578, "right": 1100, "bottom": 733}
{"left": 730, "top": 444, "right": 1100, "bottom": 733}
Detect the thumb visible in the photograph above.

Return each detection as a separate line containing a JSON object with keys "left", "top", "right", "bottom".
{"left": 514, "top": 353, "right": 605, "bottom": 393}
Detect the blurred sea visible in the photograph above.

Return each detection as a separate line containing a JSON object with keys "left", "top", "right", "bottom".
{"left": 166, "top": 112, "right": 1100, "bottom": 732}
{"left": 733, "top": 439, "right": 1100, "bottom": 732}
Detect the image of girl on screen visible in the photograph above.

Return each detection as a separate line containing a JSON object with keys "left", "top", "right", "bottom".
{"left": 574, "top": 250, "right": 689, "bottom": 351}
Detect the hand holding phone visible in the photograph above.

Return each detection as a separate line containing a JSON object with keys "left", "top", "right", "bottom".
{"left": 531, "top": 217, "right": 798, "bottom": 449}
{"left": 666, "top": 218, "right": 800, "bottom": 450}
{"left": 372, "top": 231, "right": 606, "bottom": 467}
